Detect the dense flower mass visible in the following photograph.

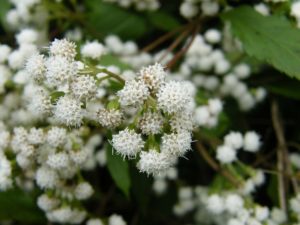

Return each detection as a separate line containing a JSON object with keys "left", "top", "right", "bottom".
{"left": 0, "top": 0, "right": 299, "bottom": 225}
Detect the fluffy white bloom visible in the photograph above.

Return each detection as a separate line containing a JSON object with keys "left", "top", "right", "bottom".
{"left": 271, "top": 208, "right": 287, "bottom": 224}
{"left": 224, "top": 131, "right": 243, "bottom": 150}
{"left": 74, "top": 182, "right": 94, "bottom": 200}
{"left": 290, "top": 153, "right": 300, "bottom": 169}
{"left": 153, "top": 178, "right": 167, "bottom": 195}
{"left": 45, "top": 56, "right": 78, "bottom": 87}
{"left": 137, "top": 150, "right": 174, "bottom": 176}
{"left": 37, "top": 194, "right": 60, "bottom": 211}
{"left": 204, "top": 29, "right": 221, "bottom": 44}
{"left": 139, "top": 111, "right": 163, "bottom": 134}
{"left": 139, "top": 63, "right": 166, "bottom": 91}
{"left": 112, "top": 128, "right": 144, "bottom": 158}
{"left": 208, "top": 98, "right": 223, "bottom": 115}
{"left": 47, "top": 152, "right": 70, "bottom": 169}
{"left": 87, "top": 218, "right": 104, "bottom": 225}
{"left": 27, "top": 88, "right": 52, "bottom": 117}
{"left": 234, "top": 63, "right": 251, "bottom": 79}
{"left": 36, "top": 166, "right": 59, "bottom": 189}
{"left": 117, "top": 80, "right": 149, "bottom": 106}
{"left": 243, "top": 131, "right": 261, "bottom": 152}
{"left": 25, "top": 53, "right": 46, "bottom": 82}
{"left": 0, "top": 44, "right": 11, "bottom": 63}
{"left": 252, "top": 170, "right": 265, "bottom": 186}
{"left": 27, "top": 128, "right": 45, "bottom": 145}
{"left": 97, "top": 109, "right": 123, "bottom": 129}
{"left": 216, "top": 145, "right": 236, "bottom": 164}
{"left": 201, "top": 1, "right": 219, "bottom": 16}
{"left": 161, "top": 131, "right": 192, "bottom": 156}
{"left": 49, "top": 39, "right": 77, "bottom": 60}
{"left": 291, "top": 1, "right": 300, "bottom": 19}
{"left": 254, "top": 3, "right": 270, "bottom": 16}
{"left": 81, "top": 41, "right": 106, "bottom": 59}
{"left": 225, "top": 194, "right": 244, "bottom": 214}
{"left": 180, "top": 2, "right": 198, "bottom": 18}
{"left": 170, "top": 111, "right": 194, "bottom": 132}
{"left": 70, "top": 75, "right": 97, "bottom": 100}
{"left": 96, "top": 149, "right": 107, "bottom": 167}
{"left": 53, "top": 95, "right": 83, "bottom": 126}
{"left": 47, "top": 206, "right": 73, "bottom": 223}
{"left": 0, "top": 131, "right": 10, "bottom": 150}
{"left": 195, "top": 106, "right": 210, "bottom": 126}
{"left": 47, "top": 127, "right": 67, "bottom": 148}
{"left": 70, "top": 149, "right": 89, "bottom": 165}
{"left": 108, "top": 214, "right": 127, "bottom": 225}
{"left": 16, "top": 28, "right": 38, "bottom": 45}
{"left": 255, "top": 206, "right": 269, "bottom": 221}
{"left": 206, "top": 194, "right": 225, "bottom": 214}
{"left": 157, "top": 81, "right": 192, "bottom": 114}
{"left": 8, "top": 50, "right": 26, "bottom": 70}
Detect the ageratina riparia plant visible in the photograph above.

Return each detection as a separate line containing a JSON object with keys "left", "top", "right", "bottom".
{"left": 1, "top": 0, "right": 300, "bottom": 225}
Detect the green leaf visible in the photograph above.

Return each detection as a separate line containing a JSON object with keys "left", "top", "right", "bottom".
{"left": 147, "top": 11, "right": 181, "bottom": 31}
{"left": 85, "top": 1, "right": 148, "bottom": 40}
{"left": 0, "top": 0, "right": 10, "bottom": 25}
{"left": 50, "top": 91, "right": 65, "bottom": 103}
{"left": 266, "top": 81, "right": 300, "bottom": 100}
{"left": 106, "top": 145, "right": 131, "bottom": 197}
{"left": 0, "top": 189, "right": 45, "bottom": 223}
{"left": 222, "top": 6, "right": 300, "bottom": 80}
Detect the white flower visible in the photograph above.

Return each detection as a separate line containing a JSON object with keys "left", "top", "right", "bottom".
{"left": 74, "top": 182, "right": 94, "bottom": 200}
{"left": 195, "top": 106, "right": 210, "bottom": 126}
{"left": 112, "top": 128, "right": 144, "bottom": 158}
{"left": 139, "top": 63, "right": 166, "bottom": 91}
{"left": 157, "top": 81, "right": 192, "bottom": 114}
{"left": 139, "top": 111, "right": 163, "bottom": 134}
{"left": 0, "top": 44, "right": 11, "bottom": 63}
{"left": 117, "top": 80, "right": 149, "bottom": 107}
{"left": 204, "top": 29, "right": 221, "bottom": 44}
{"left": 70, "top": 149, "right": 89, "bottom": 165}
{"left": 87, "top": 218, "right": 104, "bottom": 225}
{"left": 47, "top": 127, "right": 67, "bottom": 148}
{"left": 70, "top": 75, "right": 97, "bottom": 100}
{"left": 224, "top": 131, "right": 243, "bottom": 150}
{"left": 0, "top": 131, "right": 10, "bottom": 150}
{"left": 161, "top": 131, "right": 192, "bottom": 157}
{"left": 234, "top": 63, "right": 251, "bottom": 79}
{"left": 180, "top": 2, "right": 198, "bottom": 18}
{"left": 271, "top": 208, "right": 287, "bottom": 224}
{"left": 206, "top": 194, "right": 225, "bottom": 214}
{"left": 49, "top": 39, "right": 77, "bottom": 60}
{"left": 47, "top": 152, "right": 70, "bottom": 169}
{"left": 291, "top": 1, "right": 300, "bottom": 19}
{"left": 45, "top": 56, "right": 78, "bottom": 87}
{"left": 225, "top": 194, "right": 244, "bottom": 214}
{"left": 97, "top": 109, "right": 123, "bottom": 129}
{"left": 81, "top": 41, "right": 106, "bottom": 59}
{"left": 153, "top": 178, "right": 167, "bottom": 195}
{"left": 27, "top": 88, "right": 52, "bottom": 117}
{"left": 137, "top": 150, "right": 174, "bottom": 176}
{"left": 36, "top": 166, "right": 59, "bottom": 189}
{"left": 37, "top": 194, "right": 60, "bottom": 211}
{"left": 47, "top": 206, "right": 73, "bottom": 223}
{"left": 243, "top": 131, "right": 261, "bottom": 152}
{"left": 25, "top": 54, "right": 46, "bottom": 82}
{"left": 108, "top": 214, "right": 127, "bottom": 225}
{"left": 16, "top": 28, "right": 38, "bottom": 45}
{"left": 53, "top": 95, "right": 83, "bottom": 127}
{"left": 170, "top": 111, "right": 194, "bottom": 132}
{"left": 208, "top": 98, "right": 223, "bottom": 115}
{"left": 255, "top": 206, "right": 269, "bottom": 221}
{"left": 216, "top": 145, "right": 236, "bottom": 164}
{"left": 27, "top": 128, "right": 45, "bottom": 145}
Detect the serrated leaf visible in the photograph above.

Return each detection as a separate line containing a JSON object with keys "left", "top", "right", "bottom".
{"left": 85, "top": 1, "right": 148, "bottom": 40}
{"left": 222, "top": 6, "right": 300, "bottom": 80}
{"left": 106, "top": 145, "right": 131, "bottom": 197}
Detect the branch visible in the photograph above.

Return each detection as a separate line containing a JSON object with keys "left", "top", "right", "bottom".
{"left": 195, "top": 141, "right": 241, "bottom": 188}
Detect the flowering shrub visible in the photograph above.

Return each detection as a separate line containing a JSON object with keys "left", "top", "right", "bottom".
{"left": 0, "top": 0, "right": 300, "bottom": 225}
